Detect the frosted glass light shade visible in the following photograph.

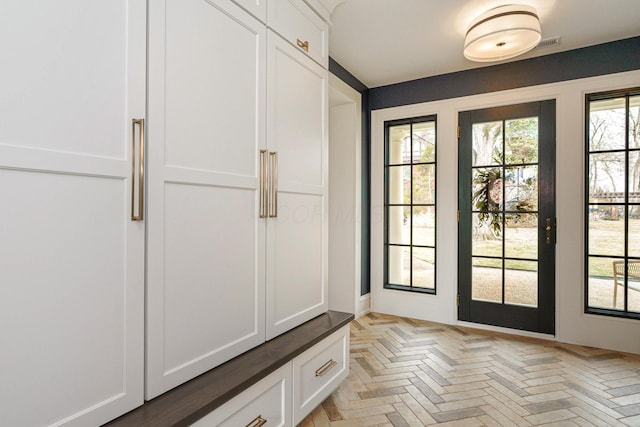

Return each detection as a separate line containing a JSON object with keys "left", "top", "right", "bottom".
{"left": 464, "top": 4, "right": 541, "bottom": 62}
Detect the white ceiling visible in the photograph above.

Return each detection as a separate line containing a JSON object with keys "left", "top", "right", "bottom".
{"left": 328, "top": 0, "right": 640, "bottom": 88}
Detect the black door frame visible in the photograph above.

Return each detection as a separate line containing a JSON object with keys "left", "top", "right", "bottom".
{"left": 458, "top": 100, "right": 556, "bottom": 334}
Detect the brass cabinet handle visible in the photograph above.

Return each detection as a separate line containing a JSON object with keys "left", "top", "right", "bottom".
{"left": 131, "top": 118, "right": 145, "bottom": 221}
{"left": 269, "top": 151, "right": 278, "bottom": 218}
{"left": 260, "top": 150, "right": 278, "bottom": 219}
{"left": 296, "top": 38, "right": 309, "bottom": 52}
{"left": 259, "top": 150, "right": 268, "bottom": 218}
{"left": 315, "top": 359, "right": 337, "bottom": 377}
{"left": 246, "top": 415, "right": 267, "bottom": 427}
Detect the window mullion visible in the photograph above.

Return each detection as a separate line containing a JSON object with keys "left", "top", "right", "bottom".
{"left": 409, "top": 122, "right": 414, "bottom": 288}
{"left": 502, "top": 120, "right": 506, "bottom": 305}
{"left": 625, "top": 95, "right": 630, "bottom": 313}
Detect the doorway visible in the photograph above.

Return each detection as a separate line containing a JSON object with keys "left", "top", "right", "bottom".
{"left": 328, "top": 74, "right": 369, "bottom": 317}
{"left": 458, "top": 100, "right": 556, "bottom": 334}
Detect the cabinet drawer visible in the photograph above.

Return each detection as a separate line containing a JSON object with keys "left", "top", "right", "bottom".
{"left": 267, "top": 0, "right": 328, "bottom": 67}
{"left": 192, "top": 364, "right": 292, "bottom": 427}
{"left": 292, "top": 325, "right": 350, "bottom": 424}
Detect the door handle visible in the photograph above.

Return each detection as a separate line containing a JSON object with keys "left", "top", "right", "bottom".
{"left": 245, "top": 415, "right": 267, "bottom": 427}
{"left": 315, "top": 358, "right": 337, "bottom": 377}
{"left": 545, "top": 217, "right": 552, "bottom": 244}
{"left": 131, "top": 118, "right": 145, "bottom": 221}
{"left": 269, "top": 151, "right": 278, "bottom": 218}
{"left": 259, "top": 150, "right": 278, "bottom": 219}
{"left": 296, "top": 38, "right": 309, "bottom": 52}
{"left": 259, "top": 150, "right": 268, "bottom": 218}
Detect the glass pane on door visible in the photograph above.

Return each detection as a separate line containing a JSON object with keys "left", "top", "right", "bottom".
{"left": 472, "top": 121, "right": 503, "bottom": 166}
{"left": 472, "top": 257, "right": 502, "bottom": 303}
{"left": 471, "top": 117, "right": 540, "bottom": 307}
{"left": 505, "top": 260, "right": 538, "bottom": 306}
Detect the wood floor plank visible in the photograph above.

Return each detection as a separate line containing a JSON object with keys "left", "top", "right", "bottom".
{"left": 298, "top": 313, "right": 640, "bottom": 426}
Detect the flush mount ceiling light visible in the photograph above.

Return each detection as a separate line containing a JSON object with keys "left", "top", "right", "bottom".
{"left": 464, "top": 4, "right": 541, "bottom": 62}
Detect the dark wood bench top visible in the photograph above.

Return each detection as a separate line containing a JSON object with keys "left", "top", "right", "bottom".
{"left": 105, "top": 310, "right": 354, "bottom": 427}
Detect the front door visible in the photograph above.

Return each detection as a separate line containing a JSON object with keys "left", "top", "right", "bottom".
{"left": 458, "top": 100, "right": 556, "bottom": 334}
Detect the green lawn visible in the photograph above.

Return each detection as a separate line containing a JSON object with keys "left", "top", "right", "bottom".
{"left": 391, "top": 218, "right": 640, "bottom": 310}
{"left": 588, "top": 218, "right": 640, "bottom": 277}
{"left": 468, "top": 218, "right": 640, "bottom": 276}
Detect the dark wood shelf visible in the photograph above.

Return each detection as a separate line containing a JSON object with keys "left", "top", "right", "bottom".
{"left": 105, "top": 310, "right": 354, "bottom": 427}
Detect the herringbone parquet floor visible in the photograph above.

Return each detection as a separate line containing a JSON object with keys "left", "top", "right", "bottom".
{"left": 299, "top": 313, "right": 640, "bottom": 426}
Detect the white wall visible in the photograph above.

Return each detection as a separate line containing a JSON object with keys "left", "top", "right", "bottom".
{"left": 370, "top": 69, "right": 640, "bottom": 354}
{"left": 328, "top": 74, "right": 370, "bottom": 318}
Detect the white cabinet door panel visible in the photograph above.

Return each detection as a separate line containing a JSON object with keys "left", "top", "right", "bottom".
{"left": 267, "top": 193, "right": 327, "bottom": 339}
{"left": 266, "top": 33, "right": 327, "bottom": 339}
{"left": 162, "top": 183, "right": 263, "bottom": 375}
{"left": 146, "top": 0, "right": 266, "bottom": 398}
{"left": 0, "top": 171, "right": 139, "bottom": 426}
{"left": 163, "top": 0, "right": 264, "bottom": 177}
{"left": 0, "top": 1, "right": 143, "bottom": 159}
{"left": 0, "top": 1, "right": 146, "bottom": 425}
{"left": 268, "top": 32, "right": 327, "bottom": 191}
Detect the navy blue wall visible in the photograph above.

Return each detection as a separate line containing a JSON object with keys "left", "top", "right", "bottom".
{"left": 369, "top": 36, "right": 640, "bottom": 110}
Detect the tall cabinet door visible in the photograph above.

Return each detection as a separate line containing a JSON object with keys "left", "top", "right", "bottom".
{"left": 266, "top": 32, "right": 329, "bottom": 340}
{"left": 146, "top": 0, "right": 267, "bottom": 398}
{"left": 0, "top": 1, "right": 146, "bottom": 426}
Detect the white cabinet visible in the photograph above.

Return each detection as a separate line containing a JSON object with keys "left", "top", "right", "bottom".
{"left": 268, "top": 0, "right": 329, "bottom": 67}
{"left": 2, "top": 0, "right": 335, "bottom": 423}
{"left": 293, "top": 325, "right": 350, "bottom": 424}
{"left": 266, "top": 31, "right": 329, "bottom": 340}
{"left": 144, "top": 0, "right": 329, "bottom": 396}
{"left": 191, "top": 364, "right": 292, "bottom": 427}
{"left": 146, "top": 0, "right": 267, "bottom": 399}
{"left": 190, "top": 324, "right": 350, "bottom": 426}
{"left": 0, "top": 0, "right": 146, "bottom": 425}
{"left": 146, "top": 0, "right": 329, "bottom": 399}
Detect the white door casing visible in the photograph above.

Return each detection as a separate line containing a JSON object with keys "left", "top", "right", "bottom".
{"left": 328, "top": 74, "right": 364, "bottom": 317}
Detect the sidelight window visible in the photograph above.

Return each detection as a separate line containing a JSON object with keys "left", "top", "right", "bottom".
{"left": 586, "top": 88, "right": 640, "bottom": 318}
{"left": 384, "top": 116, "right": 436, "bottom": 293}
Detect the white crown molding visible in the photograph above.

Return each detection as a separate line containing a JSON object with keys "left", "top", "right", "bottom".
{"left": 304, "top": 0, "right": 347, "bottom": 23}
{"left": 321, "top": 0, "right": 347, "bottom": 14}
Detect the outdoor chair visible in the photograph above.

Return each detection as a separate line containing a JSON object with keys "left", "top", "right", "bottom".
{"left": 612, "top": 260, "right": 640, "bottom": 307}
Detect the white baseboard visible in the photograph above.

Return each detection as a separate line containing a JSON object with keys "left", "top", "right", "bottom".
{"left": 456, "top": 320, "right": 556, "bottom": 341}
{"left": 356, "top": 294, "right": 371, "bottom": 319}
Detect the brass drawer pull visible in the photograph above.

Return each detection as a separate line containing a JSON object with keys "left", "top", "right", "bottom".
{"left": 296, "top": 38, "right": 309, "bottom": 52}
{"left": 315, "top": 359, "right": 337, "bottom": 377}
{"left": 246, "top": 415, "right": 267, "bottom": 427}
